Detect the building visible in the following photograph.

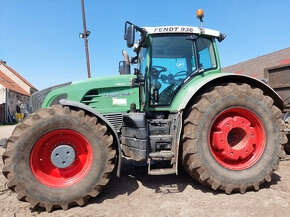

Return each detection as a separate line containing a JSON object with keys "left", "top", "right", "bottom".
{"left": 0, "top": 61, "right": 37, "bottom": 123}
{"left": 222, "top": 47, "right": 290, "bottom": 115}
{"left": 222, "top": 47, "right": 290, "bottom": 79}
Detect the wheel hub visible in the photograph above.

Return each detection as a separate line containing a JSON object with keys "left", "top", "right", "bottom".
{"left": 209, "top": 107, "right": 266, "bottom": 170}
{"left": 212, "top": 116, "right": 256, "bottom": 161}
{"left": 51, "top": 145, "right": 75, "bottom": 168}
{"left": 30, "top": 129, "right": 93, "bottom": 188}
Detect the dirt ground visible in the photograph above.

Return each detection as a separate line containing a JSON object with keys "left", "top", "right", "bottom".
{"left": 0, "top": 125, "right": 289, "bottom": 217}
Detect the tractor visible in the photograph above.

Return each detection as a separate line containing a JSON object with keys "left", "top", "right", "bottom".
{"left": 2, "top": 10, "right": 288, "bottom": 212}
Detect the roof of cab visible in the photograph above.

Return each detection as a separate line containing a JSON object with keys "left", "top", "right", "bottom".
{"left": 142, "top": 26, "right": 220, "bottom": 37}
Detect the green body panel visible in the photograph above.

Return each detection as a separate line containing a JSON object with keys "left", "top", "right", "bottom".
{"left": 42, "top": 74, "right": 139, "bottom": 113}
{"left": 170, "top": 72, "right": 225, "bottom": 111}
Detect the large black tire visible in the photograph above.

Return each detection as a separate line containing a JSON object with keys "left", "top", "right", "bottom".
{"left": 2, "top": 105, "right": 116, "bottom": 212}
{"left": 181, "top": 83, "right": 287, "bottom": 194}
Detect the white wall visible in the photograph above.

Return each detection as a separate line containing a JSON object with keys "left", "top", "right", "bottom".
{"left": 0, "top": 84, "right": 6, "bottom": 104}
{"left": 0, "top": 63, "right": 31, "bottom": 94}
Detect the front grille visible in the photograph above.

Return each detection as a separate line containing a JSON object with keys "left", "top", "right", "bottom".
{"left": 29, "top": 90, "right": 49, "bottom": 113}
{"left": 29, "top": 82, "right": 71, "bottom": 113}
{"left": 103, "top": 113, "right": 123, "bottom": 132}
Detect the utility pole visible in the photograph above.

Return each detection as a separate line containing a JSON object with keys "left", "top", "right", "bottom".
{"left": 80, "top": 0, "right": 91, "bottom": 78}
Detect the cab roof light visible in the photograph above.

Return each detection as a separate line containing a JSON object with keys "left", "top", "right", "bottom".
{"left": 196, "top": 9, "right": 204, "bottom": 21}
{"left": 196, "top": 9, "right": 204, "bottom": 33}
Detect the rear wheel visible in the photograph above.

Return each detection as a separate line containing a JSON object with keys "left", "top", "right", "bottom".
{"left": 181, "top": 83, "right": 287, "bottom": 193}
{"left": 2, "top": 105, "right": 116, "bottom": 211}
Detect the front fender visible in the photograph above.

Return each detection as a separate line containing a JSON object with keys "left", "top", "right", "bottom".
{"left": 171, "top": 73, "right": 284, "bottom": 111}
{"left": 59, "top": 99, "right": 122, "bottom": 177}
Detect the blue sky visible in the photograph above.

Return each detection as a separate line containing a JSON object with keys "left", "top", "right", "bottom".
{"left": 0, "top": 0, "right": 289, "bottom": 90}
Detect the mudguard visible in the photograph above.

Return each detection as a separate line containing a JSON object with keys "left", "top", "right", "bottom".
{"left": 59, "top": 99, "right": 122, "bottom": 177}
{"left": 173, "top": 73, "right": 284, "bottom": 112}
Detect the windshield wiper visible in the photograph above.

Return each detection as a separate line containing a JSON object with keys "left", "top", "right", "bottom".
{"left": 185, "top": 35, "right": 199, "bottom": 41}
{"left": 184, "top": 66, "right": 204, "bottom": 84}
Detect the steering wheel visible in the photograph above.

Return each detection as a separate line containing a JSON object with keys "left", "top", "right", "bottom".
{"left": 151, "top": 66, "right": 167, "bottom": 79}
{"left": 160, "top": 70, "right": 189, "bottom": 84}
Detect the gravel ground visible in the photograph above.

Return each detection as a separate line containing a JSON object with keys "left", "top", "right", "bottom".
{"left": 0, "top": 125, "right": 15, "bottom": 141}
{"left": 0, "top": 125, "right": 289, "bottom": 217}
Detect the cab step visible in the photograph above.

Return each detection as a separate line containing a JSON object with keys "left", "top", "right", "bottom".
{"left": 149, "top": 151, "right": 174, "bottom": 160}
{"left": 148, "top": 168, "right": 176, "bottom": 175}
{"left": 147, "top": 151, "right": 177, "bottom": 175}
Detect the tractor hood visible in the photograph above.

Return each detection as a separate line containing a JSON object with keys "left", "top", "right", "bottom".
{"left": 31, "top": 74, "right": 139, "bottom": 114}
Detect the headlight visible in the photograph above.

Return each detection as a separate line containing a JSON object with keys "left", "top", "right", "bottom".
{"left": 29, "top": 82, "right": 71, "bottom": 113}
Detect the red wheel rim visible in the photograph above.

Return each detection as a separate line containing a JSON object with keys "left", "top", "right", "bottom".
{"left": 209, "top": 108, "right": 266, "bottom": 170}
{"left": 30, "top": 129, "right": 93, "bottom": 188}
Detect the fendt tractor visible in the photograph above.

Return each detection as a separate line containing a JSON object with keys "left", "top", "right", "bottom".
{"left": 2, "top": 10, "right": 288, "bottom": 212}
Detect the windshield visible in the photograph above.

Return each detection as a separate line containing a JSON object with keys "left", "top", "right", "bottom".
{"left": 150, "top": 35, "right": 195, "bottom": 105}
{"left": 149, "top": 35, "right": 216, "bottom": 106}
{"left": 149, "top": 35, "right": 217, "bottom": 106}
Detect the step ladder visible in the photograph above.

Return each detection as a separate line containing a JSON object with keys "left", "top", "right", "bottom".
{"left": 148, "top": 150, "right": 177, "bottom": 175}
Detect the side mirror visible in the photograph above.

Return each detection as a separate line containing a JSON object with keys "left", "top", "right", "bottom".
{"left": 119, "top": 61, "right": 125, "bottom": 74}
{"left": 119, "top": 61, "right": 130, "bottom": 75}
{"left": 124, "top": 23, "right": 135, "bottom": 48}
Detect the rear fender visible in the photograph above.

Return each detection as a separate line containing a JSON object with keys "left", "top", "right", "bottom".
{"left": 59, "top": 99, "right": 122, "bottom": 177}
{"left": 176, "top": 73, "right": 284, "bottom": 111}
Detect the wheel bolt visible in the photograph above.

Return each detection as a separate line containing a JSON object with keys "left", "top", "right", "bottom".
{"left": 40, "top": 158, "right": 42, "bottom": 161}
{"left": 251, "top": 134, "right": 254, "bottom": 138}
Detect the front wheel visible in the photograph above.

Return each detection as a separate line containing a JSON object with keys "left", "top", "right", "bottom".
{"left": 181, "top": 83, "right": 287, "bottom": 194}
{"left": 2, "top": 105, "right": 116, "bottom": 211}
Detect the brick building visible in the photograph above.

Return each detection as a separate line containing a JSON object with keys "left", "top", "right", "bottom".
{"left": 222, "top": 47, "right": 290, "bottom": 79}
{"left": 0, "top": 61, "right": 37, "bottom": 123}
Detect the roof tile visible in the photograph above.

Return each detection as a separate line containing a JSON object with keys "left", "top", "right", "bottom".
{"left": 222, "top": 47, "right": 290, "bottom": 79}
{"left": 0, "top": 61, "right": 36, "bottom": 89}
{"left": 0, "top": 70, "right": 30, "bottom": 96}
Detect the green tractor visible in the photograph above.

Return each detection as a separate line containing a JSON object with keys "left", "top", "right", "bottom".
{"left": 2, "top": 10, "right": 287, "bottom": 212}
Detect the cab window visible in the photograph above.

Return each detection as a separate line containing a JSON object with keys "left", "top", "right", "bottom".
{"left": 150, "top": 35, "right": 196, "bottom": 106}
{"left": 196, "top": 37, "right": 216, "bottom": 70}
{"left": 139, "top": 48, "right": 147, "bottom": 76}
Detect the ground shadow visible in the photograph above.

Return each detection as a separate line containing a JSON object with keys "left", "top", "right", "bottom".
{"left": 89, "top": 158, "right": 220, "bottom": 207}
{"left": 90, "top": 157, "right": 283, "bottom": 205}
{"left": 30, "top": 157, "right": 282, "bottom": 213}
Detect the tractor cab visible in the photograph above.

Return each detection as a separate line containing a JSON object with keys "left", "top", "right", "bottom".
{"left": 122, "top": 10, "right": 226, "bottom": 108}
